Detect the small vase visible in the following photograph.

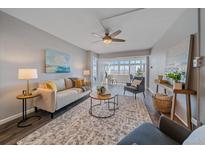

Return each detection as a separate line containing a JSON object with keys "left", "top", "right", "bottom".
{"left": 158, "top": 75, "right": 163, "bottom": 81}
{"left": 173, "top": 81, "right": 182, "bottom": 90}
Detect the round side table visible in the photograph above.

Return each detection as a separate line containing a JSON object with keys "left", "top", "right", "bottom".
{"left": 16, "top": 94, "right": 41, "bottom": 128}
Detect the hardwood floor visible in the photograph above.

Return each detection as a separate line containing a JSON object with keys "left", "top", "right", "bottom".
{"left": 0, "top": 96, "right": 89, "bottom": 145}
{"left": 0, "top": 86, "right": 178, "bottom": 145}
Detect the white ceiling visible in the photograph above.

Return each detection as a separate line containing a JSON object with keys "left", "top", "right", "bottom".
{"left": 1, "top": 8, "right": 186, "bottom": 54}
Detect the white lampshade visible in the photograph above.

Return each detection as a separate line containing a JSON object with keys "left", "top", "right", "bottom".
{"left": 83, "top": 69, "right": 90, "bottom": 76}
{"left": 18, "top": 69, "right": 38, "bottom": 80}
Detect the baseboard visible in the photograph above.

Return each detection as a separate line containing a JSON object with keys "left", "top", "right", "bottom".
{"left": 191, "top": 117, "right": 198, "bottom": 126}
{"left": 0, "top": 108, "right": 34, "bottom": 126}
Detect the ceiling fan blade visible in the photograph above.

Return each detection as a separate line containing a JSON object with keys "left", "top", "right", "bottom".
{"left": 92, "top": 40, "right": 102, "bottom": 44}
{"left": 110, "top": 30, "right": 122, "bottom": 38}
{"left": 112, "top": 38, "right": 125, "bottom": 42}
{"left": 91, "top": 33, "right": 103, "bottom": 38}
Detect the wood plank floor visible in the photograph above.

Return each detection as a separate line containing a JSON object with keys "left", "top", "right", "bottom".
{"left": 0, "top": 88, "right": 178, "bottom": 145}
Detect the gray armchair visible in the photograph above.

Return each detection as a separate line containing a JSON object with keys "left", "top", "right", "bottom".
{"left": 124, "top": 77, "right": 145, "bottom": 99}
{"left": 118, "top": 115, "right": 191, "bottom": 145}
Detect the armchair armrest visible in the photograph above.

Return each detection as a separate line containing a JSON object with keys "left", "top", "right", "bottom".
{"left": 34, "top": 88, "right": 57, "bottom": 113}
{"left": 126, "top": 83, "right": 131, "bottom": 86}
{"left": 159, "top": 116, "right": 191, "bottom": 144}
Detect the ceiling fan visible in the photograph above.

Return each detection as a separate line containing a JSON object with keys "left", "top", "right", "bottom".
{"left": 91, "top": 9, "right": 145, "bottom": 45}
{"left": 92, "top": 30, "right": 125, "bottom": 45}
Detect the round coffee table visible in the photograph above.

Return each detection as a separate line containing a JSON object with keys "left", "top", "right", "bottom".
{"left": 89, "top": 92, "right": 118, "bottom": 118}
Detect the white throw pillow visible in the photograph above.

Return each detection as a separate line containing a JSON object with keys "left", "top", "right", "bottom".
{"left": 131, "top": 79, "right": 142, "bottom": 87}
{"left": 65, "top": 78, "right": 73, "bottom": 89}
{"left": 183, "top": 125, "right": 205, "bottom": 145}
{"left": 53, "top": 79, "right": 66, "bottom": 91}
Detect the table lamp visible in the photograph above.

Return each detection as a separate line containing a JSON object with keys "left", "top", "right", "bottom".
{"left": 18, "top": 69, "right": 38, "bottom": 96}
{"left": 83, "top": 69, "right": 90, "bottom": 82}
{"left": 83, "top": 69, "right": 90, "bottom": 76}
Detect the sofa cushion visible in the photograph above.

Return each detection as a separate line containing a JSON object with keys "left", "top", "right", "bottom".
{"left": 71, "top": 88, "right": 83, "bottom": 93}
{"left": 183, "top": 125, "right": 205, "bottom": 145}
{"left": 65, "top": 78, "right": 73, "bottom": 89}
{"left": 53, "top": 79, "right": 66, "bottom": 91}
{"left": 118, "top": 123, "right": 179, "bottom": 145}
{"left": 56, "top": 89, "right": 79, "bottom": 110}
{"left": 131, "top": 79, "right": 142, "bottom": 87}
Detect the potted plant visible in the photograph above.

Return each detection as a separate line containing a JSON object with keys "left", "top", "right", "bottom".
{"left": 135, "top": 68, "right": 143, "bottom": 77}
{"left": 96, "top": 86, "right": 106, "bottom": 95}
{"left": 166, "top": 72, "right": 182, "bottom": 90}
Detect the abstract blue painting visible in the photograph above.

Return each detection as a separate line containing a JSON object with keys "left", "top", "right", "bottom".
{"left": 45, "top": 49, "right": 71, "bottom": 73}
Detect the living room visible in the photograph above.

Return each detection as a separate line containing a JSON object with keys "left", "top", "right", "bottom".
{"left": 0, "top": 1, "right": 205, "bottom": 153}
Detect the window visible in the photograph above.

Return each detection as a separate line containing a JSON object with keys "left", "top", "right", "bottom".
{"left": 110, "top": 65, "right": 118, "bottom": 74}
{"left": 119, "top": 65, "right": 129, "bottom": 74}
{"left": 104, "top": 58, "right": 146, "bottom": 76}
{"left": 92, "top": 56, "right": 98, "bottom": 82}
{"left": 130, "top": 65, "right": 141, "bottom": 74}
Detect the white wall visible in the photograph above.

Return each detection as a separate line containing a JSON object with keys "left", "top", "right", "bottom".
{"left": 199, "top": 9, "right": 205, "bottom": 124}
{"left": 149, "top": 9, "right": 198, "bottom": 124}
{"left": 99, "top": 49, "right": 151, "bottom": 59}
{"left": 0, "top": 11, "right": 87, "bottom": 122}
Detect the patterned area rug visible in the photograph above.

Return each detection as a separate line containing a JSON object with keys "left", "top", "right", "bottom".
{"left": 17, "top": 95, "right": 151, "bottom": 145}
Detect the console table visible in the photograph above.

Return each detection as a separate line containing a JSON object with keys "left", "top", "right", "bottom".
{"left": 155, "top": 80, "right": 197, "bottom": 130}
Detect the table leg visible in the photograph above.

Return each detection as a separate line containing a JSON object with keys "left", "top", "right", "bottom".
{"left": 164, "top": 89, "right": 167, "bottom": 94}
{"left": 18, "top": 98, "right": 32, "bottom": 127}
{"left": 22, "top": 99, "right": 25, "bottom": 120}
{"left": 156, "top": 85, "right": 159, "bottom": 93}
{"left": 186, "top": 94, "right": 192, "bottom": 130}
{"left": 114, "top": 97, "right": 116, "bottom": 113}
{"left": 24, "top": 98, "right": 27, "bottom": 119}
{"left": 117, "top": 95, "right": 118, "bottom": 106}
{"left": 108, "top": 99, "right": 110, "bottom": 110}
{"left": 171, "top": 93, "right": 177, "bottom": 120}
{"left": 90, "top": 97, "right": 93, "bottom": 115}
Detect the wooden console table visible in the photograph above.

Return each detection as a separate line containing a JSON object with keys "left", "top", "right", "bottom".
{"left": 155, "top": 80, "right": 197, "bottom": 130}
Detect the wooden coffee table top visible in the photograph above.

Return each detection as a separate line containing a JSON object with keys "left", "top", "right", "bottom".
{"left": 90, "top": 92, "right": 117, "bottom": 100}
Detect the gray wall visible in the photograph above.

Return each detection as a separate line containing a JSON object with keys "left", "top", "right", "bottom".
{"left": 0, "top": 11, "right": 87, "bottom": 122}
{"left": 149, "top": 9, "right": 198, "bottom": 124}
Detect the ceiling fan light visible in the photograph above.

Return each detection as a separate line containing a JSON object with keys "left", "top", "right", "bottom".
{"left": 103, "top": 38, "right": 112, "bottom": 44}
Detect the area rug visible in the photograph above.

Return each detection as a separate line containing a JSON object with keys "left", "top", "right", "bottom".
{"left": 17, "top": 95, "right": 152, "bottom": 145}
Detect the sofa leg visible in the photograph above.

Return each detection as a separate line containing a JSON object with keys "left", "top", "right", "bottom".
{"left": 135, "top": 94, "right": 136, "bottom": 100}
{"left": 124, "top": 90, "right": 125, "bottom": 95}
{"left": 51, "top": 113, "right": 54, "bottom": 119}
{"left": 34, "top": 107, "right": 38, "bottom": 113}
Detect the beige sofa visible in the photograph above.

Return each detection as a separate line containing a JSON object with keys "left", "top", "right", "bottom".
{"left": 34, "top": 78, "right": 91, "bottom": 118}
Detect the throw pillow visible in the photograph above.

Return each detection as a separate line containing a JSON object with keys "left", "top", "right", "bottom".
{"left": 183, "top": 125, "right": 205, "bottom": 145}
{"left": 131, "top": 79, "right": 142, "bottom": 87}
{"left": 74, "top": 79, "right": 83, "bottom": 88}
{"left": 53, "top": 79, "right": 66, "bottom": 91}
{"left": 65, "top": 78, "right": 73, "bottom": 89}
{"left": 81, "top": 79, "right": 85, "bottom": 86}
{"left": 46, "top": 81, "right": 57, "bottom": 91}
